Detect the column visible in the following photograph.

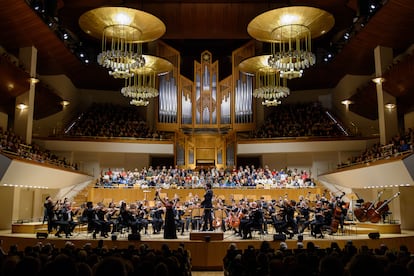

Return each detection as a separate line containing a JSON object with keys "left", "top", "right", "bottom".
{"left": 14, "top": 46, "right": 37, "bottom": 144}
{"left": 374, "top": 46, "right": 398, "bottom": 145}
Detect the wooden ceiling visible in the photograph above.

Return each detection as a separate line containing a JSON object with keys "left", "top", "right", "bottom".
{"left": 0, "top": 0, "right": 414, "bottom": 120}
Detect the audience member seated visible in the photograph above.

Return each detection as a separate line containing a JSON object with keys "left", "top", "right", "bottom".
{"left": 95, "top": 165, "right": 316, "bottom": 189}
{"left": 0, "top": 240, "right": 192, "bottom": 276}
{"left": 65, "top": 103, "right": 170, "bottom": 140}
{"left": 251, "top": 102, "right": 348, "bottom": 139}
{"left": 337, "top": 128, "right": 413, "bottom": 169}
{"left": 0, "top": 127, "right": 79, "bottom": 170}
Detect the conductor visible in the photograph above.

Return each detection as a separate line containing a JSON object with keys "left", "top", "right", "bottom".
{"left": 201, "top": 182, "right": 214, "bottom": 231}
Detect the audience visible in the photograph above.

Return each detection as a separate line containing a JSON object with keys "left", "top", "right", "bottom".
{"left": 96, "top": 165, "right": 315, "bottom": 189}
{"left": 337, "top": 129, "right": 413, "bottom": 169}
{"left": 0, "top": 127, "right": 78, "bottom": 170}
{"left": 251, "top": 102, "right": 348, "bottom": 139}
{"left": 0, "top": 235, "right": 412, "bottom": 275}
{"left": 65, "top": 103, "right": 167, "bottom": 140}
{"left": 0, "top": 240, "right": 192, "bottom": 276}
{"left": 64, "top": 102, "right": 347, "bottom": 141}
{"left": 222, "top": 241, "right": 412, "bottom": 276}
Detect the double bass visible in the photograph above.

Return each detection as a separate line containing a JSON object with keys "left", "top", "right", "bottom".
{"left": 330, "top": 192, "right": 346, "bottom": 234}
{"left": 354, "top": 190, "right": 384, "bottom": 222}
{"left": 367, "top": 192, "right": 400, "bottom": 223}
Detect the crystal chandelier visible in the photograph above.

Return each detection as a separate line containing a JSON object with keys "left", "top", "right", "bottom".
{"left": 247, "top": 6, "right": 335, "bottom": 79}
{"left": 240, "top": 55, "right": 290, "bottom": 106}
{"left": 97, "top": 25, "right": 145, "bottom": 79}
{"left": 266, "top": 24, "right": 314, "bottom": 79}
{"left": 79, "top": 7, "right": 172, "bottom": 105}
{"left": 121, "top": 55, "right": 173, "bottom": 106}
{"left": 121, "top": 72, "right": 157, "bottom": 106}
{"left": 254, "top": 71, "right": 290, "bottom": 106}
{"left": 240, "top": 6, "right": 334, "bottom": 106}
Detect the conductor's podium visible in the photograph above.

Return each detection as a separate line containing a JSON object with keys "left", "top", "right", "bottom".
{"left": 189, "top": 231, "right": 224, "bottom": 241}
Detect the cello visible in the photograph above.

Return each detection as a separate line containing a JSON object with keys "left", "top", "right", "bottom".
{"left": 354, "top": 190, "right": 384, "bottom": 222}
{"left": 368, "top": 192, "right": 400, "bottom": 223}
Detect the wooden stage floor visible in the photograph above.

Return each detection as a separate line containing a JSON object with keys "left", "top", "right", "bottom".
{"left": 2, "top": 226, "right": 414, "bottom": 270}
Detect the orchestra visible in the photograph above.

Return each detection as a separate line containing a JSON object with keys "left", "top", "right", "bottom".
{"left": 42, "top": 188, "right": 366, "bottom": 240}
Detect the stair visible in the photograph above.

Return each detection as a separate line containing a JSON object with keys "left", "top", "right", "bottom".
{"left": 72, "top": 180, "right": 96, "bottom": 207}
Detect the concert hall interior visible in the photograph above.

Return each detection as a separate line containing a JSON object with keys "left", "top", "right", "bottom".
{"left": 1, "top": 0, "right": 414, "bottom": 273}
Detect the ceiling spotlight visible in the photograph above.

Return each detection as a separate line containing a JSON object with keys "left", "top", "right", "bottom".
{"left": 372, "top": 77, "right": 385, "bottom": 84}
{"left": 341, "top": 100, "right": 353, "bottom": 105}
{"left": 385, "top": 103, "right": 396, "bottom": 109}
{"left": 29, "top": 77, "right": 39, "bottom": 84}
{"left": 60, "top": 100, "right": 70, "bottom": 106}
{"left": 17, "top": 103, "right": 28, "bottom": 110}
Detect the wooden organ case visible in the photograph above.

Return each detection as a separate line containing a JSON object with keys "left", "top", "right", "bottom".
{"left": 156, "top": 41, "right": 257, "bottom": 169}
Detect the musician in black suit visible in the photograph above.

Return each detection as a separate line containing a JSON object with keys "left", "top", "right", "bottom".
{"left": 43, "top": 196, "right": 57, "bottom": 233}
{"left": 151, "top": 202, "right": 164, "bottom": 234}
{"left": 241, "top": 201, "right": 264, "bottom": 239}
{"left": 55, "top": 202, "right": 77, "bottom": 238}
{"left": 201, "top": 182, "right": 214, "bottom": 231}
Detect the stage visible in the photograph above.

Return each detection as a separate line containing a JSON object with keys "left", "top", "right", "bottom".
{"left": 3, "top": 222, "right": 414, "bottom": 270}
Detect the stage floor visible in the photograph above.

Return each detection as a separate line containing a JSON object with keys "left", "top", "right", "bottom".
{"left": 1, "top": 228, "right": 414, "bottom": 270}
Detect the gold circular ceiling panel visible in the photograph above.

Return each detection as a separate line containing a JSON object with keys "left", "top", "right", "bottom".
{"left": 247, "top": 6, "right": 335, "bottom": 42}
{"left": 239, "top": 55, "right": 278, "bottom": 75}
{"left": 131, "top": 55, "right": 173, "bottom": 75}
{"left": 79, "top": 7, "right": 166, "bottom": 43}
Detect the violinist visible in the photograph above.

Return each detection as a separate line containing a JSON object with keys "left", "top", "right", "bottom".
{"left": 284, "top": 199, "right": 298, "bottom": 235}
{"left": 54, "top": 201, "right": 78, "bottom": 238}
{"left": 296, "top": 200, "right": 311, "bottom": 234}
{"left": 150, "top": 201, "right": 165, "bottom": 234}
{"left": 105, "top": 201, "right": 120, "bottom": 234}
{"left": 174, "top": 201, "right": 186, "bottom": 235}
{"left": 127, "top": 203, "right": 142, "bottom": 235}
{"left": 85, "top": 201, "right": 99, "bottom": 238}
{"left": 263, "top": 201, "right": 277, "bottom": 234}
{"left": 94, "top": 203, "right": 110, "bottom": 238}
{"left": 310, "top": 201, "right": 325, "bottom": 238}
{"left": 117, "top": 201, "right": 134, "bottom": 235}
{"left": 241, "top": 201, "right": 264, "bottom": 239}
{"left": 136, "top": 201, "right": 150, "bottom": 235}
{"left": 272, "top": 200, "right": 294, "bottom": 239}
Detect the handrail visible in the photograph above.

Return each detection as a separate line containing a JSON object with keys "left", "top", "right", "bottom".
{"left": 0, "top": 149, "right": 88, "bottom": 174}
{"left": 336, "top": 150, "right": 413, "bottom": 170}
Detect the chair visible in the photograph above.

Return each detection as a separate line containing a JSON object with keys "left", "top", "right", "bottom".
{"left": 343, "top": 220, "right": 357, "bottom": 236}
{"left": 250, "top": 224, "right": 265, "bottom": 240}
{"left": 190, "top": 207, "right": 204, "bottom": 231}
{"left": 73, "top": 210, "right": 89, "bottom": 237}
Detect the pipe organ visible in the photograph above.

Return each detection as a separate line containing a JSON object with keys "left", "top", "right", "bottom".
{"left": 156, "top": 43, "right": 256, "bottom": 169}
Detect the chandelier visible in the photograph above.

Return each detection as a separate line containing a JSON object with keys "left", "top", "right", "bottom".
{"left": 240, "top": 6, "right": 334, "bottom": 105}
{"left": 248, "top": 6, "right": 334, "bottom": 79}
{"left": 121, "top": 55, "right": 173, "bottom": 106}
{"left": 79, "top": 7, "right": 172, "bottom": 105}
{"left": 239, "top": 55, "right": 290, "bottom": 107}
